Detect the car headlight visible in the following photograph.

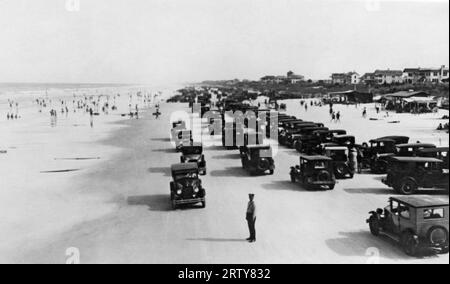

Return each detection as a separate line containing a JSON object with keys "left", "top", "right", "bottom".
{"left": 194, "top": 187, "right": 200, "bottom": 193}
{"left": 176, "top": 190, "right": 182, "bottom": 195}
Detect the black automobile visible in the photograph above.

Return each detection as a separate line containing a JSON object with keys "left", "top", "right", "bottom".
{"left": 324, "top": 146, "right": 355, "bottom": 179}
{"left": 180, "top": 143, "right": 207, "bottom": 175}
{"left": 241, "top": 145, "right": 275, "bottom": 175}
{"left": 290, "top": 155, "right": 336, "bottom": 190}
{"left": 170, "top": 163, "right": 206, "bottom": 209}
{"left": 383, "top": 157, "right": 449, "bottom": 195}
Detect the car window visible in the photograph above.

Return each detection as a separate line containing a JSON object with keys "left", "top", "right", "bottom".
{"left": 314, "top": 161, "right": 326, "bottom": 169}
{"left": 399, "top": 205, "right": 410, "bottom": 219}
{"left": 392, "top": 201, "right": 400, "bottom": 215}
{"left": 424, "top": 208, "right": 444, "bottom": 219}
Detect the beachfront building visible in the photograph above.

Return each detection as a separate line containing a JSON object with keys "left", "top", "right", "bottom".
{"left": 403, "top": 65, "right": 449, "bottom": 84}
{"left": 373, "top": 70, "right": 404, "bottom": 85}
{"left": 260, "top": 71, "right": 305, "bottom": 84}
{"left": 380, "top": 91, "right": 437, "bottom": 113}
{"left": 325, "top": 90, "right": 373, "bottom": 104}
{"left": 331, "top": 72, "right": 360, "bottom": 85}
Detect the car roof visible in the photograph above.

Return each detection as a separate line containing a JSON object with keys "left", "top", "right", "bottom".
{"left": 389, "top": 156, "right": 443, "bottom": 163}
{"left": 325, "top": 146, "right": 349, "bottom": 151}
{"left": 370, "top": 138, "right": 395, "bottom": 143}
{"left": 171, "top": 163, "right": 198, "bottom": 172}
{"left": 300, "top": 155, "right": 333, "bottom": 161}
{"left": 396, "top": 143, "right": 436, "bottom": 148}
{"left": 334, "top": 134, "right": 355, "bottom": 139}
{"left": 380, "top": 136, "right": 410, "bottom": 141}
{"left": 419, "top": 147, "right": 449, "bottom": 153}
{"left": 390, "top": 196, "right": 449, "bottom": 208}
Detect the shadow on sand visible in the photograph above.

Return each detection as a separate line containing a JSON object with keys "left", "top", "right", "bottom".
{"left": 344, "top": 187, "right": 393, "bottom": 195}
{"left": 151, "top": 138, "right": 171, "bottom": 142}
{"left": 325, "top": 231, "right": 439, "bottom": 260}
{"left": 127, "top": 195, "right": 172, "bottom": 212}
{"left": 209, "top": 167, "right": 249, "bottom": 178}
{"left": 211, "top": 153, "right": 242, "bottom": 160}
{"left": 148, "top": 167, "right": 172, "bottom": 176}
{"left": 152, "top": 148, "right": 177, "bottom": 154}
{"left": 262, "top": 180, "right": 328, "bottom": 192}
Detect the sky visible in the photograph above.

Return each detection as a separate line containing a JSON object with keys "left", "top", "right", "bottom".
{"left": 0, "top": 0, "right": 448, "bottom": 84}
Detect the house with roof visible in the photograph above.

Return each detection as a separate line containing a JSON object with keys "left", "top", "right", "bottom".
{"left": 325, "top": 90, "right": 373, "bottom": 104}
{"left": 331, "top": 72, "right": 360, "bottom": 85}
{"left": 403, "top": 65, "right": 449, "bottom": 84}
{"left": 260, "top": 71, "right": 305, "bottom": 84}
{"left": 372, "top": 70, "right": 404, "bottom": 85}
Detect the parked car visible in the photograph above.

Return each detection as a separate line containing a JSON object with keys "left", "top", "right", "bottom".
{"left": 170, "top": 163, "right": 206, "bottom": 209}
{"left": 324, "top": 146, "right": 355, "bottom": 179}
{"left": 281, "top": 123, "right": 321, "bottom": 147}
{"left": 241, "top": 145, "right": 275, "bottom": 175}
{"left": 418, "top": 147, "right": 449, "bottom": 169}
{"left": 383, "top": 157, "right": 449, "bottom": 195}
{"left": 360, "top": 136, "right": 410, "bottom": 173}
{"left": 290, "top": 155, "right": 336, "bottom": 190}
{"left": 180, "top": 143, "right": 207, "bottom": 175}
{"left": 372, "top": 143, "right": 437, "bottom": 174}
{"left": 291, "top": 127, "right": 330, "bottom": 151}
{"left": 367, "top": 196, "right": 449, "bottom": 256}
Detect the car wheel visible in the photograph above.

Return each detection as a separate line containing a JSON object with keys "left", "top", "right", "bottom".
{"left": 201, "top": 201, "right": 206, "bottom": 208}
{"left": 328, "top": 185, "right": 335, "bottom": 190}
{"left": 368, "top": 217, "right": 381, "bottom": 236}
{"left": 401, "top": 232, "right": 419, "bottom": 256}
{"left": 427, "top": 226, "right": 448, "bottom": 254}
{"left": 335, "top": 164, "right": 346, "bottom": 178}
{"left": 399, "top": 178, "right": 418, "bottom": 195}
{"left": 269, "top": 170, "right": 274, "bottom": 175}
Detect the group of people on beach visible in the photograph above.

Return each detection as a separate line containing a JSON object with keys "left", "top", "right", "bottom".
{"left": 6, "top": 100, "right": 19, "bottom": 120}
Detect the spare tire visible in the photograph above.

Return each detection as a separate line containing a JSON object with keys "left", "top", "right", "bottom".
{"left": 428, "top": 226, "right": 448, "bottom": 248}
{"left": 317, "top": 171, "right": 331, "bottom": 182}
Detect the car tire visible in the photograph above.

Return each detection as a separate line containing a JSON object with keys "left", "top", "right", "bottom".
{"left": 335, "top": 164, "right": 346, "bottom": 178}
{"left": 269, "top": 170, "right": 274, "bottom": 175}
{"left": 427, "top": 226, "right": 448, "bottom": 253}
{"left": 368, "top": 217, "right": 381, "bottom": 236}
{"left": 399, "top": 178, "right": 418, "bottom": 195}
{"left": 328, "top": 185, "right": 335, "bottom": 190}
{"left": 401, "top": 232, "right": 419, "bottom": 256}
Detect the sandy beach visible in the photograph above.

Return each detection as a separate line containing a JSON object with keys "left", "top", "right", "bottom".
{"left": 1, "top": 87, "right": 448, "bottom": 264}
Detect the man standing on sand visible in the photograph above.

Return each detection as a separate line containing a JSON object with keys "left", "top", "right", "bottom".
{"left": 246, "top": 194, "right": 257, "bottom": 243}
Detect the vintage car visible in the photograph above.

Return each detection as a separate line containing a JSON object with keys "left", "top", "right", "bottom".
{"left": 372, "top": 143, "right": 437, "bottom": 174}
{"left": 419, "top": 147, "right": 449, "bottom": 169}
{"left": 290, "top": 127, "right": 330, "bottom": 151}
{"left": 360, "top": 136, "right": 410, "bottom": 173}
{"left": 367, "top": 196, "right": 449, "bottom": 256}
{"left": 290, "top": 155, "right": 336, "bottom": 190}
{"left": 324, "top": 146, "right": 355, "bottom": 179}
{"left": 170, "top": 163, "right": 206, "bottom": 209}
{"left": 332, "top": 135, "right": 356, "bottom": 148}
{"left": 175, "top": 130, "right": 192, "bottom": 152}
{"left": 171, "top": 120, "right": 187, "bottom": 140}
{"left": 241, "top": 145, "right": 275, "bottom": 175}
{"left": 383, "top": 157, "right": 449, "bottom": 195}
{"left": 180, "top": 143, "right": 207, "bottom": 175}
{"left": 281, "top": 123, "right": 322, "bottom": 147}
